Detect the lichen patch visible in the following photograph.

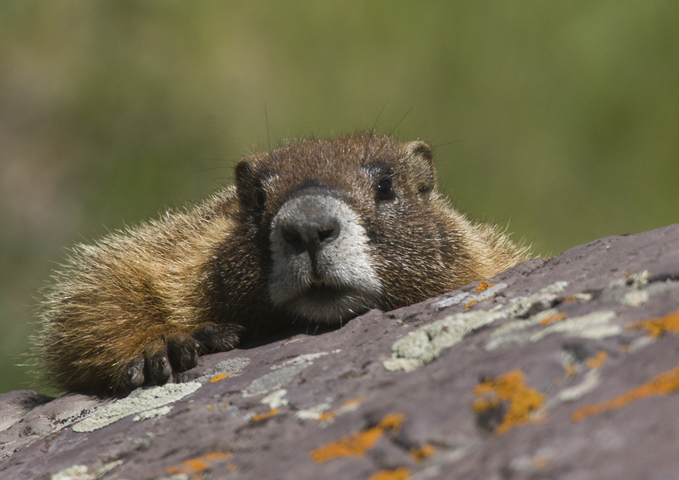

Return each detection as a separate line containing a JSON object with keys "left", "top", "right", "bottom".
{"left": 209, "top": 373, "right": 230, "bottom": 383}
{"left": 367, "top": 467, "right": 411, "bottom": 480}
{"left": 244, "top": 352, "right": 334, "bottom": 397}
{"left": 310, "top": 413, "right": 405, "bottom": 463}
{"left": 261, "top": 389, "right": 289, "bottom": 409}
{"left": 295, "top": 403, "right": 332, "bottom": 420}
{"left": 166, "top": 452, "right": 232, "bottom": 477}
{"left": 544, "top": 370, "right": 601, "bottom": 409}
{"left": 384, "top": 310, "right": 505, "bottom": 372}
{"left": 386, "top": 281, "right": 581, "bottom": 370}
{"left": 472, "top": 370, "right": 545, "bottom": 435}
{"left": 627, "top": 311, "right": 679, "bottom": 338}
{"left": 572, "top": 363, "right": 679, "bottom": 422}
{"left": 51, "top": 461, "right": 123, "bottom": 480}
{"left": 540, "top": 312, "right": 568, "bottom": 325}
{"left": 476, "top": 280, "right": 497, "bottom": 292}
{"left": 433, "top": 282, "right": 507, "bottom": 310}
{"left": 271, "top": 352, "right": 330, "bottom": 369}
{"left": 195, "top": 357, "right": 250, "bottom": 383}
{"left": 504, "top": 281, "right": 569, "bottom": 318}
{"left": 72, "top": 382, "right": 201, "bottom": 432}
{"left": 251, "top": 408, "right": 279, "bottom": 422}
{"left": 242, "top": 364, "right": 309, "bottom": 397}
{"left": 410, "top": 443, "right": 436, "bottom": 462}
{"left": 586, "top": 351, "right": 608, "bottom": 369}
{"left": 296, "top": 396, "right": 365, "bottom": 422}
{"left": 600, "top": 276, "right": 679, "bottom": 307}
{"left": 133, "top": 405, "right": 173, "bottom": 422}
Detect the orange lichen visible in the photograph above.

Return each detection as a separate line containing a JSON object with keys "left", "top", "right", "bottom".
{"left": 166, "top": 452, "right": 231, "bottom": 477}
{"left": 572, "top": 363, "right": 679, "bottom": 422}
{"left": 472, "top": 370, "right": 545, "bottom": 435}
{"left": 379, "top": 413, "right": 405, "bottom": 430}
{"left": 311, "top": 428, "right": 382, "bottom": 462}
{"left": 561, "top": 296, "right": 579, "bottom": 304}
{"left": 627, "top": 311, "right": 679, "bottom": 338}
{"left": 533, "top": 456, "right": 549, "bottom": 469}
{"left": 476, "top": 281, "right": 496, "bottom": 292}
{"left": 310, "top": 413, "right": 406, "bottom": 463}
{"left": 565, "top": 363, "right": 577, "bottom": 378}
{"left": 342, "top": 396, "right": 365, "bottom": 407}
{"left": 465, "top": 300, "right": 478, "bottom": 310}
{"left": 318, "top": 397, "right": 365, "bottom": 421}
{"left": 586, "top": 351, "right": 608, "bottom": 369}
{"left": 368, "top": 467, "right": 411, "bottom": 480}
{"left": 618, "top": 344, "right": 629, "bottom": 352}
{"left": 252, "top": 408, "right": 279, "bottom": 422}
{"left": 210, "top": 373, "right": 231, "bottom": 383}
{"left": 540, "top": 312, "right": 567, "bottom": 325}
{"left": 309, "top": 396, "right": 365, "bottom": 422}
{"left": 410, "top": 444, "right": 436, "bottom": 462}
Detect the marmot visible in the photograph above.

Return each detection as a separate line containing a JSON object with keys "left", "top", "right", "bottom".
{"left": 36, "top": 133, "right": 529, "bottom": 396}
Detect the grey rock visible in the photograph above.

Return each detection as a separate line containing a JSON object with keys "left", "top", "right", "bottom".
{"left": 2, "top": 223, "right": 679, "bottom": 479}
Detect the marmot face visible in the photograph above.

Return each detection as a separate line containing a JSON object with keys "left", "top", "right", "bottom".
{"left": 234, "top": 135, "right": 443, "bottom": 325}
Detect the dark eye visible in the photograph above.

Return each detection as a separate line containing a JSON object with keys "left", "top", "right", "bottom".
{"left": 255, "top": 188, "right": 266, "bottom": 209}
{"left": 376, "top": 178, "right": 395, "bottom": 201}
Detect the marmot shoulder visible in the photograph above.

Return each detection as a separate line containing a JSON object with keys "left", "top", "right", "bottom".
{"left": 37, "top": 133, "right": 530, "bottom": 395}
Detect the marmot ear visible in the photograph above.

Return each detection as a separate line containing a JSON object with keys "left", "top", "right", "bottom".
{"left": 404, "top": 141, "right": 437, "bottom": 198}
{"left": 235, "top": 159, "right": 263, "bottom": 210}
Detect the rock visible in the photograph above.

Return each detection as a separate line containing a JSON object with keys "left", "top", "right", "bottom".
{"left": 2, "top": 224, "right": 679, "bottom": 479}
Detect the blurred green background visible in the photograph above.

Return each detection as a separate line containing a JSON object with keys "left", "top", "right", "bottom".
{"left": 1, "top": 1, "right": 677, "bottom": 394}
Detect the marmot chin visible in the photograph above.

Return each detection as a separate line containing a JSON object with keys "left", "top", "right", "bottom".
{"left": 37, "top": 133, "right": 529, "bottom": 396}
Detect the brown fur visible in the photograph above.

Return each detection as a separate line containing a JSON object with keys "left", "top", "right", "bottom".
{"left": 36, "top": 133, "right": 529, "bottom": 395}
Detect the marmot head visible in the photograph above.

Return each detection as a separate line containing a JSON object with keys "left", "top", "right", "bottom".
{"left": 233, "top": 133, "right": 452, "bottom": 325}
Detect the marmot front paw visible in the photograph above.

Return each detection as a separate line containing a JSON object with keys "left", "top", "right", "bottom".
{"left": 123, "top": 324, "right": 240, "bottom": 390}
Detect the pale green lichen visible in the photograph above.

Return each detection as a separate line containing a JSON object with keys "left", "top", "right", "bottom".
{"left": 72, "top": 382, "right": 201, "bottom": 432}
{"left": 383, "top": 309, "right": 505, "bottom": 372}
{"left": 529, "top": 311, "right": 618, "bottom": 342}
{"left": 385, "top": 281, "right": 572, "bottom": 371}
{"left": 243, "top": 352, "right": 337, "bottom": 397}
{"left": 484, "top": 308, "right": 559, "bottom": 350}
{"left": 486, "top": 310, "right": 618, "bottom": 351}
{"left": 295, "top": 403, "right": 332, "bottom": 420}
{"left": 261, "top": 389, "right": 289, "bottom": 409}
{"left": 432, "top": 282, "right": 508, "bottom": 310}
{"left": 600, "top": 274, "right": 679, "bottom": 307}
{"left": 195, "top": 357, "right": 250, "bottom": 383}
{"left": 52, "top": 465, "right": 89, "bottom": 480}
{"left": 544, "top": 370, "right": 601, "bottom": 410}
{"left": 132, "top": 405, "right": 173, "bottom": 421}
{"left": 504, "top": 281, "right": 569, "bottom": 318}
{"left": 270, "top": 352, "right": 329, "bottom": 369}
{"left": 242, "top": 364, "right": 310, "bottom": 397}
{"left": 384, "top": 280, "right": 625, "bottom": 371}
{"left": 51, "top": 461, "right": 123, "bottom": 480}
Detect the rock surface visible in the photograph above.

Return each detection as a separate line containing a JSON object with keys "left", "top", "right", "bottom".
{"left": 3, "top": 224, "right": 679, "bottom": 480}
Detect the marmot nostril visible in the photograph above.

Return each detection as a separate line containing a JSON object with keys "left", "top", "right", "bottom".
{"left": 280, "top": 223, "right": 305, "bottom": 252}
{"left": 317, "top": 226, "right": 338, "bottom": 243}
{"left": 280, "top": 216, "right": 341, "bottom": 254}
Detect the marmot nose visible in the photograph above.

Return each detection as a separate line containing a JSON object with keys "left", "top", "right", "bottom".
{"left": 280, "top": 215, "right": 341, "bottom": 255}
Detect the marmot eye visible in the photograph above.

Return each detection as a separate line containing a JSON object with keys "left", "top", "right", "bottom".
{"left": 376, "top": 179, "right": 394, "bottom": 201}
{"left": 255, "top": 189, "right": 266, "bottom": 209}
